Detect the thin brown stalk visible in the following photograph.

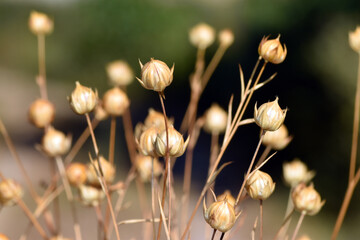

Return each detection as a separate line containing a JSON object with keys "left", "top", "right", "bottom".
{"left": 157, "top": 93, "right": 171, "bottom": 240}
{"left": 151, "top": 157, "right": 156, "bottom": 240}
{"left": 211, "top": 229, "right": 217, "bottom": 240}
{"left": 95, "top": 204, "right": 108, "bottom": 239}
{"left": 291, "top": 211, "right": 306, "bottom": 240}
{"left": 219, "top": 233, "right": 225, "bottom": 240}
{"left": 50, "top": 158, "right": 61, "bottom": 233}
{"left": 273, "top": 208, "right": 295, "bottom": 240}
{"left": 256, "top": 145, "right": 271, "bottom": 168}
{"left": 109, "top": 117, "right": 116, "bottom": 165}
{"left": 85, "top": 113, "right": 121, "bottom": 240}
{"left": 260, "top": 199, "right": 263, "bottom": 240}
{"left": 157, "top": 193, "right": 170, "bottom": 240}
{"left": 37, "top": 34, "right": 47, "bottom": 100}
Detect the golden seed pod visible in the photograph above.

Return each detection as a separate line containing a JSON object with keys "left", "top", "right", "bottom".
{"left": 0, "top": 179, "right": 24, "bottom": 206}
{"left": 87, "top": 156, "right": 115, "bottom": 186}
{"left": 203, "top": 197, "right": 239, "bottom": 233}
{"left": 292, "top": 183, "right": 325, "bottom": 216}
{"left": 155, "top": 125, "right": 189, "bottom": 158}
{"left": 204, "top": 103, "right": 228, "bottom": 134}
{"left": 66, "top": 162, "right": 87, "bottom": 186}
{"left": 50, "top": 236, "right": 73, "bottom": 240}
{"left": 106, "top": 60, "right": 134, "bottom": 86}
{"left": 29, "top": 11, "right": 53, "bottom": 35}
{"left": 78, "top": 185, "right": 105, "bottom": 207}
{"left": 102, "top": 87, "right": 130, "bottom": 116}
{"left": 349, "top": 26, "right": 360, "bottom": 54}
{"left": 138, "top": 126, "right": 160, "bottom": 157}
{"left": 189, "top": 23, "right": 216, "bottom": 49}
{"left": 69, "top": 81, "right": 98, "bottom": 115}
{"left": 137, "top": 58, "right": 174, "bottom": 92}
{"left": 94, "top": 102, "right": 109, "bottom": 121}
{"left": 297, "top": 235, "right": 311, "bottom": 240}
{"left": 254, "top": 97, "right": 287, "bottom": 131}
{"left": 135, "top": 154, "right": 163, "bottom": 182}
{"left": 262, "top": 124, "right": 292, "bottom": 150}
{"left": 283, "top": 159, "right": 315, "bottom": 187}
{"left": 0, "top": 233, "right": 9, "bottom": 240}
{"left": 245, "top": 170, "right": 275, "bottom": 200}
{"left": 28, "top": 99, "right": 55, "bottom": 128}
{"left": 144, "top": 108, "right": 172, "bottom": 131}
{"left": 217, "top": 190, "right": 236, "bottom": 207}
{"left": 42, "top": 126, "right": 71, "bottom": 157}
{"left": 218, "top": 29, "right": 234, "bottom": 48}
{"left": 258, "top": 35, "right": 287, "bottom": 64}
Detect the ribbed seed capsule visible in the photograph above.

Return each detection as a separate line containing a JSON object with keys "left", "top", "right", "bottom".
{"left": 245, "top": 170, "right": 275, "bottom": 200}
{"left": 258, "top": 35, "right": 287, "bottom": 64}
{"left": 204, "top": 103, "right": 228, "bottom": 134}
{"left": 217, "top": 190, "right": 236, "bottom": 207}
{"left": 106, "top": 60, "right": 134, "bottom": 86}
{"left": 102, "top": 87, "right": 130, "bottom": 116}
{"left": 144, "top": 108, "right": 171, "bottom": 131}
{"left": 283, "top": 159, "right": 315, "bottom": 187}
{"left": 189, "top": 23, "right": 215, "bottom": 49}
{"left": 138, "top": 126, "right": 160, "bottom": 157}
{"left": 42, "top": 126, "right": 71, "bottom": 157}
{"left": 254, "top": 97, "right": 287, "bottom": 131}
{"left": 69, "top": 82, "right": 98, "bottom": 115}
{"left": 66, "top": 162, "right": 87, "bottom": 186}
{"left": 137, "top": 58, "right": 174, "bottom": 92}
{"left": 29, "top": 11, "right": 53, "bottom": 35}
{"left": 0, "top": 233, "right": 9, "bottom": 240}
{"left": 135, "top": 154, "right": 163, "bottom": 182}
{"left": 94, "top": 102, "right": 109, "bottom": 121}
{"left": 292, "top": 183, "right": 325, "bottom": 216}
{"left": 155, "top": 125, "right": 189, "bottom": 158}
{"left": 0, "top": 179, "right": 24, "bottom": 206}
{"left": 218, "top": 29, "right": 234, "bottom": 48}
{"left": 349, "top": 26, "right": 360, "bottom": 54}
{"left": 28, "top": 99, "right": 55, "bottom": 128}
{"left": 87, "top": 156, "right": 115, "bottom": 186}
{"left": 78, "top": 185, "right": 105, "bottom": 207}
{"left": 262, "top": 125, "right": 292, "bottom": 150}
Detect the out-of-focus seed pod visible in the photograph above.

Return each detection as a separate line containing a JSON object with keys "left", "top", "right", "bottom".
{"left": 283, "top": 159, "right": 315, "bottom": 187}
{"left": 106, "top": 60, "right": 134, "bottom": 86}
{"left": 189, "top": 23, "right": 215, "bottom": 49}
{"left": 217, "top": 190, "right": 236, "bottom": 207}
{"left": 254, "top": 97, "right": 287, "bottom": 131}
{"left": 218, "top": 29, "right": 234, "bottom": 48}
{"left": 42, "top": 126, "right": 71, "bottom": 157}
{"left": 262, "top": 125, "right": 292, "bottom": 150}
{"left": 144, "top": 108, "right": 173, "bottom": 131}
{"left": 87, "top": 156, "right": 115, "bottom": 186}
{"left": 203, "top": 103, "right": 228, "bottom": 135}
{"left": 137, "top": 58, "right": 174, "bottom": 92}
{"left": 0, "top": 233, "right": 10, "bottom": 240}
{"left": 349, "top": 26, "right": 360, "bottom": 54}
{"left": 297, "top": 235, "right": 311, "bottom": 240}
{"left": 0, "top": 179, "right": 24, "bottom": 206}
{"left": 66, "top": 163, "right": 87, "bottom": 186}
{"left": 28, "top": 99, "right": 55, "bottom": 128}
{"left": 69, "top": 81, "right": 98, "bottom": 115}
{"left": 138, "top": 126, "right": 160, "bottom": 157}
{"left": 78, "top": 185, "right": 105, "bottom": 207}
{"left": 155, "top": 125, "right": 189, "bottom": 158}
{"left": 50, "top": 236, "right": 73, "bottom": 240}
{"left": 94, "top": 102, "right": 109, "bottom": 121}
{"left": 292, "top": 183, "right": 325, "bottom": 216}
{"left": 135, "top": 154, "right": 163, "bottom": 182}
{"left": 102, "top": 87, "right": 130, "bottom": 116}
{"left": 245, "top": 170, "right": 275, "bottom": 200}
{"left": 258, "top": 35, "right": 287, "bottom": 64}
{"left": 29, "top": 11, "right": 53, "bottom": 35}
{"left": 203, "top": 197, "right": 239, "bottom": 233}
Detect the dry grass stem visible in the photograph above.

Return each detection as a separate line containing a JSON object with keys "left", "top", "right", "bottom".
{"left": 291, "top": 211, "right": 306, "bottom": 240}
{"left": 109, "top": 116, "right": 116, "bottom": 165}
{"left": 158, "top": 193, "right": 170, "bottom": 240}
{"left": 37, "top": 34, "right": 48, "bottom": 100}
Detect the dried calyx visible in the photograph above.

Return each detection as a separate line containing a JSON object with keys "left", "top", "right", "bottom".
{"left": 69, "top": 81, "right": 98, "bottom": 115}
{"left": 254, "top": 97, "right": 287, "bottom": 131}
{"left": 245, "top": 170, "right": 276, "bottom": 200}
{"left": 258, "top": 35, "right": 287, "bottom": 64}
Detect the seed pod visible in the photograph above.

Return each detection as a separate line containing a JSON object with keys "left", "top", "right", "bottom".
{"left": 203, "top": 197, "right": 239, "bottom": 233}
{"left": 94, "top": 102, "right": 109, "bottom": 121}
{"left": 283, "top": 159, "right": 315, "bottom": 187}
{"left": 217, "top": 190, "right": 236, "bottom": 207}
{"left": 218, "top": 29, "right": 234, "bottom": 48}
{"left": 254, "top": 97, "right": 287, "bottom": 131}
{"left": 50, "top": 236, "right": 73, "bottom": 240}
{"left": 203, "top": 103, "right": 228, "bottom": 134}
{"left": 0, "top": 179, "right": 24, "bottom": 206}
{"left": 155, "top": 125, "right": 189, "bottom": 158}
{"left": 138, "top": 126, "right": 160, "bottom": 157}
{"left": 245, "top": 170, "right": 275, "bottom": 200}
{"left": 102, "top": 87, "right": 130, "bottom": 116}
{"left": 66, "top": 162, "right": 87, "bottom": 186}
{"left": 349, "top": 26, "right": 360, "bottom": 54}
{"left": 69, "top": 81, "right": 98, "bottom": 115}
{"left": 135, "top": 154, "right": 163, "bottom": 182}
{"left": 258, "top": 35, "right": 287, "bottom": 64}
{"left": 144, "top": 108, "right": 173, "bottom": 131}
{"left": 42, "top": 126, "right": 71, "bottom": 157}
{"left": 106, "top": 60, "right": 134, "bottom": 86}
{"left": 87, "top": 156, "right": 115, "bottom": 186}
{"left": 189, "top": 23, "right": 215, "bottom": 49}
{"left": 78, "top": 185, "right": 105, "bottom": 207}
{"left": 29, "top": 11, "right": 53, "bottom": 35}
{"left": 137, "top": 58, "right": 174, "bottom": 92}
{"left": 297, "top": 235, "right": 311, "bottom": 240}
{"left": 0, "top": 233, "right": 9, "bottom": 240}
{"left": 292, "top": 183, "right": 325, "bottom": 216}
{"left": 28, "top": 99, "right": 55, "bottom": 128}
{"left": 262, "top": 125, "right": 292, "bottom": 150}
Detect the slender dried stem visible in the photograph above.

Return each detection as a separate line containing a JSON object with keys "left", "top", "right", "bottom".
{"left": 109, "top": 117, "right": 116, "bottom": 165}
{"left": 37, "top": 34, "right": 47, "bottom": 100}
{"left": 219, "top": 232, "right": 225, "bottom": 240}
{"left": 273, "top": 208, "right": 295, "bottom": 240}
{"left": 259, "top": 199, "right": 263, "bottom": 240}
{"left": 256, "top": 145, "right": 271, "bottom": 168}
{"left": 50, "top": 158, "right": 61, "bottom": 233}
{"left": 95, "top": 204, "right": 108, "bottom": 240}
{"left": 211, "top": 229, "right": 217, "bottom": 240}
{"left": 291, "top": 211, "right": 306, "bottom": 240}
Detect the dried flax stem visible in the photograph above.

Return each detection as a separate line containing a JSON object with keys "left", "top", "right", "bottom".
{"left": 290, "top": 211, "right": 306, "bottom": 240}
{"left": 259, "top": 199, "right": 263, "bottom": 240}
{"left": 109, "top": 116, "right": 116, "bottom": 165}
{"left": 85, "top": 113, "right": 121, "bottom": 240}
{"left": 37, "top": 33, "right": 47, "bottom": 100}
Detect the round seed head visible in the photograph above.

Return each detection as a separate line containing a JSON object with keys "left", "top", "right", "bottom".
{"left": 349, "top": 26, "right": 360, "bottom": 54}
{"left": 66, "top": 162, "right": 87, "bottom": 186}
{"left": 0, "top": 179, "right": 24, "bottom": 206}
{"left": 292, "top": 183, "right": 325, "bottom": 216}
{"left": 94, "top": 102, "right": 109, "bottom": 121}
{"left": 258, "top": 35, "right": 287, "bottom": 64}
{"left": 204, "top": 103, "right": 228, "bottom": 134}
{"left": 135, "top": 154, "right": 163, "bottom": 182}
{"left": 42, "top": 126, "right": 71, "bottom": 157}
{"left": 217, "top": 190, "right": 236, "bottom": 207}
{"left": 283, "top": 159, "right": 315, "bottom": 187}
{"left": 262, "top": 124, "right": 292, "bottom": 150}
{"left": 254, "top": 97, "right": 287, "bottom": 131}
{"left": 29, "top": 11, "right": 53, "bottom": 35}
{"left": 218, "top": 29, "right": 234, "bottom": 48}
{"left": 155, "top": 125, "right": 189, "bottom": 158}
{"left": 102, "top": 87, "right": 130, "bottom": 116}
{"left": 87, "top": 156, "right": 115, "bottom": 186}
{"left": 189, "top": 23, "right": 215, "bottom": 49}
{"left": 28, "top": 99, "right": 55, "bottom": 128}
{"left": 106, "top": 60, "right": 134, "bottom": 86}
{"left": 245, "top": 170, "right": 275, "bottom": 200}
{"left": 79, "top": 185, "right": 105, "bottom": 207}
{"left": 138, "top": 126, "right": 160, "bottom": 157}
{"left": 69, "top": 82, "right": 98, "bottom": 115}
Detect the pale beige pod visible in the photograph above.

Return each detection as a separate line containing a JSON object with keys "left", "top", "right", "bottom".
{"left": 0, "top": 179, "right": 24, "bottom": 206}
{"left": 245, "top": 170, "right": 275, "bottom": 200}
{"left": 217, "top": 190, "right": 236, "bottom": 207}
{"left": 29, "top": 11, "right": 53, "bottom": 35}
{"left": 102, "top": 87, "right": 130, "bottom": 116}
{"left": 106, "top": 60, "right": 134, "bottom": 86}
{"left": 203, "top": 103, "right": 228, "bottom": 134}
{"left": 262, "top": 124, "right": 292, "bottom": 150}
{"left": 283, "top": 158, "right": 315, "bottom": 187}
{"left": 28, "top": 99, "right": 55, "bottom": 128}
{"left": 258, "top": 35, "right": 287, "bottom": 64}
{"left": 349, "top": 26, "right": 360, "bottom": 54}
{"left": 66, "top": 162, "right": 87, "bottom": 186}
{"left": 218, "top": 29, "right": 234, "bottom": 48}
{"left": 42, "top": 126, "right": 72, "bottom": 157}
{"left": 69, "top": 81, "right": 98, "bottom": 115}
{"left": 292, "top": 183, "right": 325, "bottom": 216}
{"left": 87, "top": 156, "right": 115, "bottom": 186}
{"left": 135, "top": 154, "right": 163, "bottom": 182}
{"left": 189, "top": 23, "right": 216, "bottom": 49}
{"left": 254, "top": 97, "right": 287, "bottom": 131}
{"left": 138, "top": 126, "right": 160, "bottom": 157}
{"left": 155, "top": 125, "right": 189, "bottom": 158}
{"left": 78, "top": 185, "right": 105, "bottom": 207}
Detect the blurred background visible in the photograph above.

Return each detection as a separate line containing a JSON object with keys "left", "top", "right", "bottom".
{"left": 0, "top": 0, "right": 360, "bottom": 239}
